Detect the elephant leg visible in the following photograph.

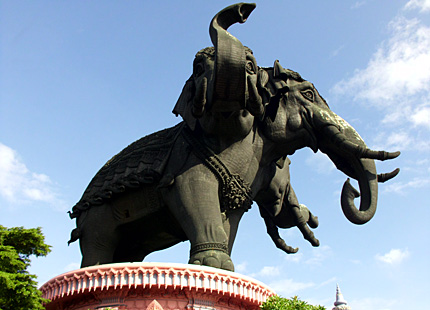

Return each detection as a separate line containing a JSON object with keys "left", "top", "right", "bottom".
{"left": 259, "top": 206, "right": 299, "bottom": 254}
{"left": 78, "top": 205, "right": 120, "bottom": 267}
{"left": 161, "top": 167, "right": 234, "bottom": 271}
{"left": 284, "top": 186, "right": 320, "bottom": 247}
{"left": 305, "top": 206, "right": 319, "bottom": 229}
{"left": 222, "top": 209, "right": 245, "bottom": 255}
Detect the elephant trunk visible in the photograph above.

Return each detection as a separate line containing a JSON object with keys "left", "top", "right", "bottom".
{"left": 209, "top": 3, "right": 255, "bottom": 112}
{"left": 316, "top": 116, "right": 400, "bottom": 225}
{"left": 340, "top": 158, "right": 378, "bottom": 225}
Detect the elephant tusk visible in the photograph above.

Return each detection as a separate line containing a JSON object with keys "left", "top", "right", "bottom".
{"left": 377, "top": 168, "right": 400, "bottom": 183}
{"left": 323, "top": 125, "right": 401, "bottom": 161}
{"left": 360, "top": 149, "right": 401, "bottom": 161}
{"left": 192, "top": 77, "right": 207, "bottom": 118}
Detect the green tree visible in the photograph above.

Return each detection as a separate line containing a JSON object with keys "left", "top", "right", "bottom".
{"left": 0, "top": 225, "right": 51, "bottom": 310}
{"left": 261, "top": 295, "right": 326, "bottom": 310}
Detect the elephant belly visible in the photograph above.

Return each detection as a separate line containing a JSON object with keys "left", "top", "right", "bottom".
{"left": 110, "top": 186, "right": 188, "bottom": 260}
{"left": 113, "top": 207, "right": 188, "bottom": 261}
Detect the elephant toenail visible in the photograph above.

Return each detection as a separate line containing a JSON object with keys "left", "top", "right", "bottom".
{"left": 204, "top": 256, "right": 220, "bottom": 268}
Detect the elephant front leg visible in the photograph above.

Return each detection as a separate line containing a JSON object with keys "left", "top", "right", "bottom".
{"left": 161, "top": 167, "right": 234, "bottom": 271}
{"left": 259, "top": 206, "right": 299, "bottom": 254}
{"left": 282, "top": 185, "right": 320, "bottom": 247}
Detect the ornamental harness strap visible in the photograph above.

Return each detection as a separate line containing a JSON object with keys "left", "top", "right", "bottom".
{"left": 181, "top": 126, "right": 253, "bottom": 214}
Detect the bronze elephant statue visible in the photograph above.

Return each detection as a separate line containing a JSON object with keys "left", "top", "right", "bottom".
{"left": 68, "top": 3, "right": 400, "bottom": 271}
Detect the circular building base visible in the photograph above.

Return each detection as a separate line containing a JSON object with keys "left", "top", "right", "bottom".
{"left": 40, "top": 262, "right": 276, "bottom": 310}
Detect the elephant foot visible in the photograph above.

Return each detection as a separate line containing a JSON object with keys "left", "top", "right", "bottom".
{"left": 189, "top": 242, "right": 234, "bottom": 271}
{"left": 308, "top": 214, "right": 319, "bottom": 229}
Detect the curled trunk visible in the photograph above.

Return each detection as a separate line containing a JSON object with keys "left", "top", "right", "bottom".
{"left": 209, "top": 3, "right": 255, "bottom": 111}
{"left": 340, "top": 158, "right": 378, "bottom": 225}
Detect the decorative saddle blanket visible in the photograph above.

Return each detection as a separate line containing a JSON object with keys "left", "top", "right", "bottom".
{"left": 69, "top": 123, "right": 184, "bottom": 219}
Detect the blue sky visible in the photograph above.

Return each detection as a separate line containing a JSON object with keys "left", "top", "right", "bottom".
{"left": 1, "top": 1, "right": 429, "bottom": 309}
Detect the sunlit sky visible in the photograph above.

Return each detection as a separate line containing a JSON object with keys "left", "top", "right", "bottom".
{"left": 1, "top": 1, "right": 429, "bottom": 309}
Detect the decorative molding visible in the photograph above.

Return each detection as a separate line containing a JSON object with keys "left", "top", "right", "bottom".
{"left": 41, "top": 263, "right": 275, "bottom": 310}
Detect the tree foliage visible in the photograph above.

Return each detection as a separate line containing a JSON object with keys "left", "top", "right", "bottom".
{"left": 0, "top": 225, "right": 51, "bottom": 310}
{"left": 261, "top": 295, "right": 326, "bottom": 310}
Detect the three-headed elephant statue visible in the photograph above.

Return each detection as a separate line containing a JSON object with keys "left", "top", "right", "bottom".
{"left": 68, "top": 3, "right": 400, "bottom": 271}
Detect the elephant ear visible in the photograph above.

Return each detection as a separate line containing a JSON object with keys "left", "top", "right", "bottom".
{"left": 173, "top": 76, "right": 197, "bottom": 130}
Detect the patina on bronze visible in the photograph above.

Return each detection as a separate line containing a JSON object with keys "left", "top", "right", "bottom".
{"left": 69, "top": 3, "right": 400, "bottom": 271}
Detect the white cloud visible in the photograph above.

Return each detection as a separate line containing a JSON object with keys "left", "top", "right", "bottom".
{"left": 332, "top": 8, "right": 430, "bottom": 154}
{"left": 333, "top": 17, "right": 430, "bottom": 106}
{"left": 330, "top": 45, "right": 345, "bottom": 58}
{"left": 350, "top": 297, "right": 397, "bottom": 310}
{"left": 63, "top": 262, "right": 80, "bottom": 272}
{"left": 415, "top": 158, "right": 430, "bottom": 165}
{"left": 405, "top": 0, "right": 430, "bottom": 12}
{"left": 375, "top": 248, "right": 410, "bottom": 264}
{"left": 351, "top": 1, "right": 366, "bottom": 9}
{"left": 249, "top": 265, "right": 281, "bottom": 279}
{"left": 373, "top": 131, "right": 412, "bottom": 151}
{"left": 235, "top": 261, "right": 248, "bottom": 274}
{"left": 317, "top": 277, "right": 337, "bottom": 288}
{"left": 258, "top": 266, "right": 280, "bottom": 277}
{"left": 383, "top": 177, "right": 430, "bottom": 193}
{"left": 305, "top": 245, "right": 332, "bottom": 266}
{"left": 402, "top": 158, "right": 430, "bottom": 173}
{"left": 373, "top": 129, "right": 430, "bottom": 152}
{"left": 284, "top": 252, "right": 303, "bottom": 263}
{"left": 0, "top": 142, "right": 67, "bottom": 210}
{"left": 305, "top": 151, "right": 336, "bottom": 175}
{"left": 410, "top": 105, "right": 430, "bottom": 127}
{"left": 268, "top": 278, "right": 315, "bottom": 297}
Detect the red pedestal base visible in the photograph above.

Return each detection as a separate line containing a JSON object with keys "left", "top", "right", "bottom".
{"left": 40, "top": 263, "right": 276, "bottom": 310}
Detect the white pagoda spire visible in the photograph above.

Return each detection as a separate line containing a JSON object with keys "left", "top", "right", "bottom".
{"left": 332, "top": 284, "right": 351, "bottom": 310}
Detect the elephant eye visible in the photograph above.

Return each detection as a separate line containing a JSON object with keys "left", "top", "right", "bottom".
{"left": 194, "top": 63, "right": 204, "bottom": 77}
{"left": 246, "top": 60, "right": 256, "bottom": 74}
{"left": 301, "top": 89, "right": 314, "bottom": 102}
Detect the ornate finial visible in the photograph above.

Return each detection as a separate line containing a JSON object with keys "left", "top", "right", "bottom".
{"left": 332, "top": 284, "right": 351, "bottom": 310}
{"left": 146, "top": 299, "right": 164, "bottom": 310}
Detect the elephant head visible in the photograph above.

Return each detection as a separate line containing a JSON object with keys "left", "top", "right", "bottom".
{"left": 259, "top": 61, "right": 400, "bottom": 225}
{"left": 173, "top": 3, "right": 264, "bottom": 140}
{"left": 173, "top": 2, "right": 400, "bottom": 226}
